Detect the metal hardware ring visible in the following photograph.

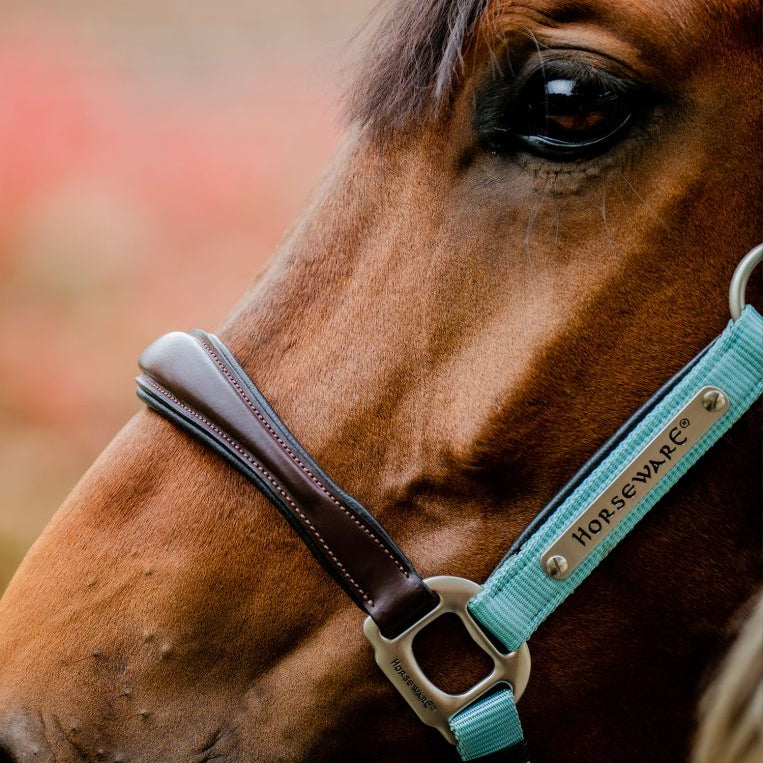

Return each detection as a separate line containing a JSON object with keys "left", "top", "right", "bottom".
{"left": 363, "top": 576, "right": 531, "bottom": 745}
{"left": 729, "top": 243, "right": 763, "bottom": 321}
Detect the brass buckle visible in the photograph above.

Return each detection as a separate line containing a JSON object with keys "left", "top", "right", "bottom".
{"left": 363, "top": 576, "right": 531, "bottom": 744}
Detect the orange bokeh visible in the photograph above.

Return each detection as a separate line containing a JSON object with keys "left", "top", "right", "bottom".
{"left": 0, "top": 2, "right": 373, "bottom": 587}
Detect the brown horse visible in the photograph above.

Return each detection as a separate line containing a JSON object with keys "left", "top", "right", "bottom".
{"left": 0, "top": 0, "right": 760, "bottom": 761}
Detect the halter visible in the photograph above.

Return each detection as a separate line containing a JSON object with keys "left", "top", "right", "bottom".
{"left": 136, "top": 244, "right": 763, "bottom": 762}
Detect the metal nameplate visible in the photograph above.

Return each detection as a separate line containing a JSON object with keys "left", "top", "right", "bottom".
{"left": 541, "top": 387, "right": 729, "bottom": 580}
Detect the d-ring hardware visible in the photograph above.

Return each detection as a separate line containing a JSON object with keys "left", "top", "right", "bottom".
{"left": 729, "top": 243, "right": 763, "bottom": 321}
{"left": 363, "top": 576, "right": 531, "bottom": 745}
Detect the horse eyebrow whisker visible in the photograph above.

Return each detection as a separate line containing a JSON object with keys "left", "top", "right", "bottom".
{"left": 600, "top": 181, "right": 618, "bottom": 258}
{"left": 524, "top": 176, "right": 550, "bottom": 260}
{"left": 554, "top": 199, "right": 566, "bottom": 250}
{"left": 616, "top": 168, "right": 669, "bottom": 229}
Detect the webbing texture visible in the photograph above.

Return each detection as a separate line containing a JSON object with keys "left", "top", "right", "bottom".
{"left": 448, "top": 307, "right": 762, "bottom": 762}
{"left": 469, "top": 306, "right": 763, "bottom": 651}
{"left": 450, "top": 687, "right": 528, "bottom": 762}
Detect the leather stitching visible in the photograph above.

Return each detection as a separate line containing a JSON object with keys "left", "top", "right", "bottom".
{"left": 142, "top": 378, "right": 374, "bottom": 605}
{"left": 197, "top": 336, "right": 409, "bottom": 578}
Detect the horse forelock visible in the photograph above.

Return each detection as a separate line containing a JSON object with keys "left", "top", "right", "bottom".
{"left": 345, "top": 0, "right": 490, "bottom": 131}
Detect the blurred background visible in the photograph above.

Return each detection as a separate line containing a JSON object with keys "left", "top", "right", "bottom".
{"left": 0, "top": 0, "right": 375, "bottom": 590}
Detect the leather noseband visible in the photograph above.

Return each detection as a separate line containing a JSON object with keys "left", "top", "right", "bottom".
{"left": 136, "top": 330, "right": 439, "bottom": 638}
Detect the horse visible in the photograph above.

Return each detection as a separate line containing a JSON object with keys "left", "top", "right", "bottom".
{"left": 0, "top": 0, "right": 760, "bottom": 761}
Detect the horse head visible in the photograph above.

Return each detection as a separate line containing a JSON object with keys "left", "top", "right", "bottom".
{"left": 0, "top": 1, "right": 760, "bottom": 761}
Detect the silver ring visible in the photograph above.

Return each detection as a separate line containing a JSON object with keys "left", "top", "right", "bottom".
{"left": 729, "top": 243, "right": 763, "bottom": 321}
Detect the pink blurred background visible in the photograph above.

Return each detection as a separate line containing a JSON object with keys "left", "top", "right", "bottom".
{"left": 0, "top": 0, "right": 375, "bottom": 589}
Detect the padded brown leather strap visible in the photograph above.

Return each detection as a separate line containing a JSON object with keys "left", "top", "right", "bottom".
{"left": 136, "top": 331, "right": 438, "bottom": 637}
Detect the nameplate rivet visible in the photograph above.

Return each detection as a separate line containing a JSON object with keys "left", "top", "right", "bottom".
{"left": 544, "top": 555, "right": 568, "bottom": 578}
{"left": 702, "top": 389, "right": 728, "bottom": 412}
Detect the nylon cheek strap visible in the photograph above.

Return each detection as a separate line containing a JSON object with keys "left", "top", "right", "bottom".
{"left": 469, "top": 306, "right": 763, "bottom": 650}
{"left": 452, "top": 305, "right": 763, "bottom": 760}
{"left": 451, "top": 687, "right": 528, "bottom": 762}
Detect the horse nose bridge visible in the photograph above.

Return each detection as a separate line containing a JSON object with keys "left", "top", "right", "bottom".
{"left": 0, "top": 710, "right": 54, "bottom": 763}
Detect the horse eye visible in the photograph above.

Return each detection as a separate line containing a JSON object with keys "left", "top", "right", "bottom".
{"left": 479, "top": 63, "right": 646, "bottom": 162}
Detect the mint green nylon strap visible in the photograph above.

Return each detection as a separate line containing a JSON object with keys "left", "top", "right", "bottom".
{"left": 450, "top": 686, "right": 528, "bottom": 761}
{"left": 470, "top": 306, "right": 763, "bottom": 652}
{"left": 447, "top": 307, "right": 762, "bottom": 762}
